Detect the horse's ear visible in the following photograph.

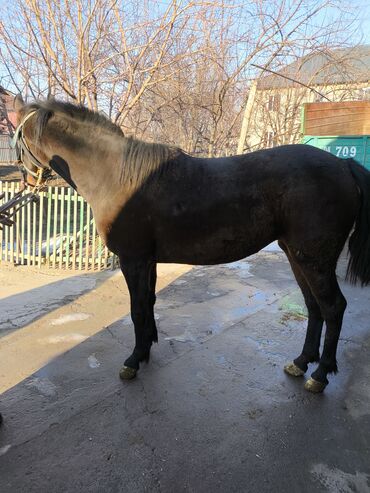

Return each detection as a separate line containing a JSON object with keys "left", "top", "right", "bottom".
{"left": 14, "top": 94, "right": 25, "bottom": 113}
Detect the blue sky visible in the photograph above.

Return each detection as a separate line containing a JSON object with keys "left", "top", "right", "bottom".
{"left": 0, "top": 0, "right": 369, "bottom": 97}
{"left": 359, "top": 0, "right": 370, "bottom": 43}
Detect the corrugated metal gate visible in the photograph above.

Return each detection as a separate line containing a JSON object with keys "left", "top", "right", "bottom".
{"left": 0, "top": 181, "right": 117, "bottom": 270}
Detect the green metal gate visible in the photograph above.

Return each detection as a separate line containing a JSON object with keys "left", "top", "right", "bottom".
{"left": 302, "top": 135, "right": 370, "bottom": 170}
{"left": 0, "top": 181, "right": 117, "bottom": 270}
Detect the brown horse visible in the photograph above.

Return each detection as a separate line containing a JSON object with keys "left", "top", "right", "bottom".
{"left": 11, "top": 96, "right": 370, "bottom": 397}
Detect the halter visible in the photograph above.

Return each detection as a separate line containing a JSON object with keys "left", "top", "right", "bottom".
{"left": 10, "top": 110, "right": 52, "bottom": 185}
{"left": 0, "top": 110, "right": 53, "bottom": 228}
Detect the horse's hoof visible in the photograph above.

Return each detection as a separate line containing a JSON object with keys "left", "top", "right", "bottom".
{"left": 119, "top": 366, "right": 137, "bottom": 380}
{"left": 304, "top": 377, "right": 326, "bottom": 393}
{"left": 284, "top": 362, "right": 305, "bottom": 377}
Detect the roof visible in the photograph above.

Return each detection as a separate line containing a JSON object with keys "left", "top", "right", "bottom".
{"left": 257, "top": 45, "right": 370, "bottom": 90}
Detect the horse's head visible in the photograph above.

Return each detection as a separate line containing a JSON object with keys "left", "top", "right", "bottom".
{"left": 13, "top": 94, "right": 52, "bottom": 188}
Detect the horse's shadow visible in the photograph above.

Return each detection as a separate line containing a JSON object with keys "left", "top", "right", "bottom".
{"left": 0, "top": 256, "right": 369, "bottom": 491}
{"left": 0, "top": 270, "right": 115, "bottom": 338}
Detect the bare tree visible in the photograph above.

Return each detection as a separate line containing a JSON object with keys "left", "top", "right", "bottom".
{"left": 245, "top": 44, "right": 370, "bottom": 151}
{"left": 0, "top": 0, "right": 365, "bottom": 156}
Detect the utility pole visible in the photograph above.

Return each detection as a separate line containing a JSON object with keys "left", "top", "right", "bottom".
{"left": 237, "top": 80, "right": 257, "bottom": 154}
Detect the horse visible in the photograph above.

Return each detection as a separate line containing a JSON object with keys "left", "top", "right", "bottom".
{"left": 10, "top": 95, "right": 370, "bottom": 398}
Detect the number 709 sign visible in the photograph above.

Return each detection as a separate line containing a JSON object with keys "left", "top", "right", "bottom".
{"left": 324, "top": 145, "right": 357, "bottom": 158}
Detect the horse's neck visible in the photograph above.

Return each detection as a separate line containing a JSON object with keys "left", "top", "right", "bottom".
{"left": 66, "top": 136, "right": 132, "bottom": 241}
{"left": 46, "top": 131, "right": 125, "bottom": 206}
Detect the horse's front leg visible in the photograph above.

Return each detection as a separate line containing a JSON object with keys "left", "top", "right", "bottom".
{"left": 119, "top": 259, "right": 157, "bottom": 380}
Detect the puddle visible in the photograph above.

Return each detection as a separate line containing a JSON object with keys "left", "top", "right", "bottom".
{"left": 217, "top": 355, "right": 227, "bottom": 365}
{"left": 230, "top": 306, "right": 251, "bottom": 319}
{"left": 173, "top": 279, "right": 187, "bottom": 285}
{"left": 88, "top": 354, "right": 101, "bottom": 368}
{"left": 312, "top": 463, "right": 370, "bottom": 493}
{"left": 249, "top": 291, "right": 267, "bottom": 302}
{"left": 228, "top": 291, "right": 273, "bottom": 323}
{"left": 223, "top": 261, "right": 253, "bottom": 278}
{"left": 51, "top": 313, "right": 91, "bottom": 326}
{"left": 164, "top": 331, "right": 196, "bottom": 343}
{"left": 243, "top": 335, "right": 284, "bottom": 358}
{"left": 26, "top": 377, "right": 57, "bottom": 397}
{"left": 45, "top": 333, "right": 87, "bottom": 344}
{"left": 0, "top": 445, "right": 12, "bottom": 457}
{"left": 206, "top": 291, "right": 222, "bottom": 297}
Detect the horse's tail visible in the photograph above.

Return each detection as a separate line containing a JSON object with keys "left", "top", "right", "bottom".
{"left": 346, "top": 159, "right": 370, "bottom": 286}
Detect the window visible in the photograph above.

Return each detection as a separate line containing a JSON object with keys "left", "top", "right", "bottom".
{"left": 265, "top": 131, "right": 277, "bottom": 148}
{"left": 361, "top": 87, "right": 370, "bottom": 101}
{"left": 267, "top": 94, "right": 280, "bottom": 111}
{"left": 314, "top": 91, "right": 328, "bottom": 103}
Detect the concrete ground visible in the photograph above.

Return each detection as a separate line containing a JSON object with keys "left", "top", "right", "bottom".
{"left": 0, "top": 248, "right": 369, "bottom": 493}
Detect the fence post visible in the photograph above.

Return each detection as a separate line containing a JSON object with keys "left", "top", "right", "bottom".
{"left": 37, "top": 190, "right": 44, "bottom": 268}
{"left": 65, "top": 187, "right": 71, "bottom": 269}
{"left": 59, "top": 187, "right": 65, "bottom": 269}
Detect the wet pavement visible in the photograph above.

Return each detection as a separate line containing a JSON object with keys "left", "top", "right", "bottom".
{"left": 0, "top": 250, "right": 369, "bottom": 492}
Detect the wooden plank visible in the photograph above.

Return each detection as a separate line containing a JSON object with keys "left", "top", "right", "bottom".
{"left": 52, "top": 187, "right": 59, "bottom": 268}
{"left": 303, "top": 101, "right": 370, "bottom": 136}
{"left": 32, "top": 199, "right": 37, "bottom": 266}
{"left": 10, "top": 182, "right": 14, "bottom": 263}
{"left": 26, "top": 201, "right": 30, "bottom": 266}
{"left": 0, "top": 181, "right": 3, "bottom": 262}
{"left": 46, "top": 187, "right": 52, "bottom": 267}
{"left": 38, "top": 191, "right": 44, "bottom": 268}
{"left": 72, "top": 191, "right": 78, "bottom": 270}
{"left": 5, "top": 182, "right": 11, "bottom": 262}
{"left": 15, "top": 183, "right": 21, "bottom": 265}
{"left": 85, "top": 206, "right": 91, "bottom": 270}
{"left": 26, "top": 198, "right": 31, "bottom": 265}
{"left": 65, "top": 188, "right": 72, "bottom": 269}
{"left": 97, "top": 235, "right": 102, "bottom": 271}
{"left": 91, "top": 219, "right": 96, "bottom": 271}
{"left": 78, "top": 196, "right": 84, "bottom": 270}
{"left": 59, "top": 187, "right": 65, "bottom": 269}
{"left": 104, "top": 245, "right": 108, "bottom": 270}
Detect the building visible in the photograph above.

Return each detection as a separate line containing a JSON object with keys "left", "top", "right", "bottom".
{"left": 0, "top": 86, "right": 19, "bottom": 180}
{"left": 245, "top": 45, "right": 370, "bottom": 151}
{"left": 0, "top": 86, "right": 17, "bottom": 134}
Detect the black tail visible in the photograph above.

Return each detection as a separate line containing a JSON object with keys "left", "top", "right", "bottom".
{"left": 346, "top": 159, "right": 370, "bottom": 286}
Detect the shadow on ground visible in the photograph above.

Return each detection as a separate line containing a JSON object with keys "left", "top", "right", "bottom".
{"left": 0, "top": 252, "right": 369, "bottom": 493}
{"left": 0, "top": 270, "right": 114, "bottom": 338}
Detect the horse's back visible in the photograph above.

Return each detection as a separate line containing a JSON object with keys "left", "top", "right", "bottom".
{"left": 110, "top": 144, "right": 359, "bottom": 265}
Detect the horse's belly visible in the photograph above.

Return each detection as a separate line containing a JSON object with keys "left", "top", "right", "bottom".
{"left": 106, "top": 195, "right": 277, "bottom": 264}
{"left": 155, "top": 224, "right": 275, "bottom": 265}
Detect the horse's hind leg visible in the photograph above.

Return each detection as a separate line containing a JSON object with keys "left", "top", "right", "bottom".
{"left": 119, "top": 259, "right": 157, "bottom": 380}
{"left": 279, "top": 241, "right": 324, "bottom": 377}
{"left": 297, "top": 266, "right": 347, "bottom": 393}
{"left": 286, "top": 258, "right": 347, "bottom": 392}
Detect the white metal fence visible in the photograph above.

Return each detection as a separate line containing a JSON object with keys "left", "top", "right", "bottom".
{"left": 0, "top": 181, "right": 117, "bottom": 270}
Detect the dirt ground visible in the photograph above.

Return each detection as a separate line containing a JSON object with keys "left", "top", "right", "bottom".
{"left": 0, "top": 262, "right": 191, "bottom": 393}
{"left": 0, "top": 248, "right": 369, "bottom": 492}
